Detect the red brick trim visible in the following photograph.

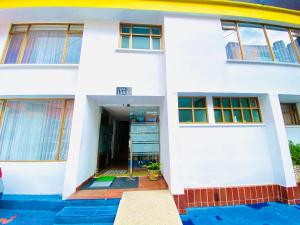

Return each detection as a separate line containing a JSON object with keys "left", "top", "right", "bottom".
{"left": 173, "top": 183, "right": 300, "bottom": 214}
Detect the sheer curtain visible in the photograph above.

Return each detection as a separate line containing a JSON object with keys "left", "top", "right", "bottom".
{"left": 0, "top": 100, "right": 64, "bottom": 160}
{"left": 65, "top": 34, "right": 82, "bottom": 64}
{"left": 22, "top": 29, "right": 66, "bottom": 64}
{"left": 59, "top": 100, "right": 74, "bottom": 160}
{"left": 4, "top": 33, "right": 24, "bottom": 64}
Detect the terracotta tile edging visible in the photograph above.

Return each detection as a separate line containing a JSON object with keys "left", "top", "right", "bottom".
{"left": 173, "top": 184, "right": 300, "bottom": 214}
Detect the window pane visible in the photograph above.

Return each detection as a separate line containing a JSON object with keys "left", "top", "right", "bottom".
{"left": 0, "top": 100, "right": 64, "bottom": 160}
{"left": 194, "top": 109, "right": 207, "bottom": 122}
{"left": 243, "top": 109, "right": 252, "bottom": 122}
{"left": 214, "top": 109, "right": 223, "bottom": 122}
{"left": 252, "top": 109, "right": 261, "bottom": 122}
{"left": 193, "top": 97, "right": 205, "bottom": 108}
{"left": 132, "top": 26, "right": 150, "bottom": 35}
{"left": 178, "top": 97, "right": 192, "bottom": 108}
{"left": 249, "top": 98, "right": 258, "bottom": 107}
{"left": 152, "top": 38, "right": 160, "bottom": 50}
{"left": 241, "top": 98, "right": 249, "bottom": 107}
{"left": 179, "top": 110, "right": 193, "bottom": 122}
{"left": 0, "top": 101, "right": 3, "bottom": 113}
{"left": 22, "top": 30, "right": 66, "bottom": 64}
{"left": 266, "top": 26, "right": 298, "bottom": 63}
{"left": 132, "top": 36, "right": 150, "bottom": 49}
{"left": 233, "top": 109, "right": 243, "bottom": 122}
{"left": 4, "top": 33, "right": 24, "bottom": 64}
{"left": 121, "top": 25, "right": 131, "bottom": 34}
{"left": 222, "top": 23, "right": 242, "bottom": 60}
{"left": 224, "top": 109, "right": 233, "bottom": 122}
{"left": 221, "top": 98, "right": 231, "bottom": 108}
{"left": 121, "top": 35, "right": 130, "bottom": 48}
{"left": 213, "top": 98, "right": 221, "bottom": 107}
{"left": 59, "top": 100, "right": 74, "bottom": 160}
{"left": 65, "top": 33, "right": 82, "bottom": 64}
{"left": 231, "top": 98, "right": 240, "bottom": 108}
{"left": 152, "top": 27, "right": 161, "bottom": 35}
{"left": 238, "top": 23, "right": 272, "bottom": 61}
{"left": 291, "top": 29, "right": 300, "bottom": 56}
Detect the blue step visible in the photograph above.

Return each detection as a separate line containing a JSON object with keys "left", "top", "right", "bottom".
{"left": 54, "top": 224, "right": 113, "bottom": 225}
{"left": 65, "top": 199, "right": 120, "bottom": 207}
{"left": 54, "top": 206, "right": 118, "bottom": 224}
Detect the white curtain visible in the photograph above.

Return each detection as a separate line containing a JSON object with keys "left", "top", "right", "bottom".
{"left": 59, "top": 100, "right": 74, "bottom": 160}
{"left": 0, "top": 100, "right": 70, "bottom": 160}
{"left": 22, "top": 30, "right": 66, "bottom": 64}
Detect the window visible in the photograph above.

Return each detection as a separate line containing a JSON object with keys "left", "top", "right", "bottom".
{"left": 213, "top": 97, "right": 262, "bottom": 123}
{"left": 221, "top": 21, "right": 300, "bottom": 64}
{"left": 0, "top": 99, "right": 74, "bottom": 161}
{"left": 281, "top": 103, "right": 300, "bottom": 125}
{"left": 3, "top": 24, "right": 83, "bottom": 64}
{"left": 178, "top": 97, "right": 208, "bottom": 123}
{"left": 221, "top": 21, "right": 243, "bottom": 60}
{"left": 120, "top": 24, "right": 162, "bottom": 50}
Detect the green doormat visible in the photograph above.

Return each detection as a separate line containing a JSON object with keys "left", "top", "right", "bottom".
{"left": 95, "top": 176, "right": 116, "bottom": 182}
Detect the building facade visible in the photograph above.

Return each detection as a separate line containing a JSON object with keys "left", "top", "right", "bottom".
{"left": 0, "top": 0, "right": 299, "bottom": 213}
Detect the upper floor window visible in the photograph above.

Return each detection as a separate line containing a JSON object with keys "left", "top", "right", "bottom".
{"left": 178, "top": 97, "right": 208, "bottom": 123}
{"left": 221, "top": 21, "right": 300, "bottom": 64}
{"left": 120, "top": 23, "right": 162, "bottom": 50}
{"left": 281, "top": 103, "right": 300, "bottom": 125}
{"left": 2, "top": 24, "right": 83, "bottom": 64}
{"left": 213, "top": 97, "right": 262, "bottom": 123}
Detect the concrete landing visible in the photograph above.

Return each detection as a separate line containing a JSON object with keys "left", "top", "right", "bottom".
{"left": 114, "top": 190, "right": 182, "bottom": 225}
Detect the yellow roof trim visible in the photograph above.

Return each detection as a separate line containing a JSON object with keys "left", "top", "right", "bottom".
{"left": 0, "top": 0, "right": 300, "bottom": 25}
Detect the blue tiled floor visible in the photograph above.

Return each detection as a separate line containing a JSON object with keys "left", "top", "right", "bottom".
{"left": 0, "top": 209, "right": 56, "bottom": 225}
{"left": 0, "top": 195, "right": 120, "bottom": 225}
{"left": 181, "top": 202, "right": 300, "bottom": 225}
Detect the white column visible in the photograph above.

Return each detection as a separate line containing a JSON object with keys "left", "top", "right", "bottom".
{"left": 62, "top": 94, "right": 87, "bottom": 199}
{"left": 260, "top": 93, "right": 296, "bottom": 187}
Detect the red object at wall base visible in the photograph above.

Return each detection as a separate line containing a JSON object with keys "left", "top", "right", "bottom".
{"left": 173, "top": 182, "right": 300, "bottom": 214}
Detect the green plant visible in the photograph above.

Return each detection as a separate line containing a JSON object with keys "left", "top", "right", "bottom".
{"left": 144, "top": 162, "right": 161, "bottom": 171}
{"left": 289, "top": 141, "right": 300, "bottom": 165}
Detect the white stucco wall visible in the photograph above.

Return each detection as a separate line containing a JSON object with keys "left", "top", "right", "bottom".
{"left": 163, "top": 16, "right": 299, "bottom": 194}
{"left": 77, "top": 21, "right": 165, "bottom": 96}
{"left": 0, "top": 162, "right": 65, "bottom": 194}
{"left": 286, "top": 127, "right": 300, "bottom": 144}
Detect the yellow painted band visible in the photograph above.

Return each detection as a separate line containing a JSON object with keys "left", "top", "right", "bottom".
{"left": 0, "top": 0, "right": 300, "bottom": 25}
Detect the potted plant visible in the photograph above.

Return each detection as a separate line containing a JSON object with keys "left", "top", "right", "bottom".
{"left": 289, "top": 141, "right": 300, "bottom": 181}
{"left": 145, "top": 162, "right": 161, "bottom": 181}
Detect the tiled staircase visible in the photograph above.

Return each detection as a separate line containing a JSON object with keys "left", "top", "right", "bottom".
{"left": 0, "top": 195, "right": 120, "bottom": 225}
{"left": 54, "top": 199, "right": 119, "bottom": 225}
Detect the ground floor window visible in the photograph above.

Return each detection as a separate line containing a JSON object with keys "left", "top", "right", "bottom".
{"left": 281, "top": 103, "right": 300, "bottom": 125}
{"left": 0, "top": 99, "right": 74, "bottom": 161}
{"left": 213, "top": 97, "right": 262, "bottom": 123}
{"left": 178, "top": 96, "right": 208, "bottom": 123}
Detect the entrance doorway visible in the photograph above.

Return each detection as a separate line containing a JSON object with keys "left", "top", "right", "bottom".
{"left": 96, "top": 106, "right": 160, "bottom": 177}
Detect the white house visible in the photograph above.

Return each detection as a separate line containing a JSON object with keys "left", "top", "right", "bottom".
{"left": 0, "top": 0, "right": 299, "bottom": 213}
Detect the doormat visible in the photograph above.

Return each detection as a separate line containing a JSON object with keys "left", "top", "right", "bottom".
{"left": 81, "top": 177, "right": 139, "bottom": 190}
{"left": 89, "top": 181, "right": 113, "bottom": 188}
{"left": 95, "top": 176, "right": 116, "bottom": 182}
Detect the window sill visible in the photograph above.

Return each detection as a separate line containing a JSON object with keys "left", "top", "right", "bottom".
{"left": 227, "top": 59, "right": 300, "bottom": 68}
{"left": 285, "top": 125, "right": 300, "bottom": 128}
{"left": 0, "top": 64, "right": 79, "bottom": 69}
{"left": 116, "top": 48, "right": 164, "bottom": 54}
{"left": 179, "top": 123, "right": 266, "bottom": 128}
